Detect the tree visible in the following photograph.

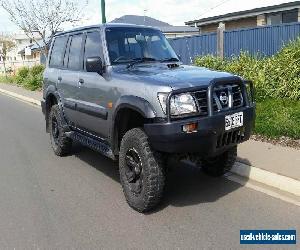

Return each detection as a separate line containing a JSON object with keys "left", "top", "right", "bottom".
{"left": 1, "top": 0, "right": 85, "bottom": 57}
{"left": 0, "top": 37, "right": 15, "bottom": 77}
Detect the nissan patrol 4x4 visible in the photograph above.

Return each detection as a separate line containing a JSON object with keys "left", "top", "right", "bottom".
{"left": 42, "top": 23, "right": 255, "bottom": 212}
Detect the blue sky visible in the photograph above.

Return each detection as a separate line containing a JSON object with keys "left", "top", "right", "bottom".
{"left": 0, "top": 0, "right": 295, "bottom": 32}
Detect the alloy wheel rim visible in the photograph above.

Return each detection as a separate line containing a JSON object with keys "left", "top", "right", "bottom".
{"left": 125, "top": 148, "right": 143, "bottom": 195}
{"left": 51, "top": 117, "right": 59, "bottom": 145}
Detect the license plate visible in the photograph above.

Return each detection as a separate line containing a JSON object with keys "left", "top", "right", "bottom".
{"left": 225, "top": 112, "right": 243, "bottom": 131}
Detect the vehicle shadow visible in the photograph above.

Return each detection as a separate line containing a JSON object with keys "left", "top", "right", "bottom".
{"left": 72, "top": 144, "right": 246, "bottom": 213}
{"left": 156, "top": 161, "right": 245, "bottom": 212}
{"left": 72, "top": 143, "right": 120, "bottom": 183}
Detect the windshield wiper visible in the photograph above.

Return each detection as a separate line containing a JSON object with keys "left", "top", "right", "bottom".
{"left": 160, "top": 57, "right": 180, "bottom": 63}
{"left": 126, "top": 57, "right": 157, "bottom": 69}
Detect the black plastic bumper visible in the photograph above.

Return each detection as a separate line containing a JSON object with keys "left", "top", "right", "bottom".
{"left": 144, "top": 106, "right": 255, "bottom": 157}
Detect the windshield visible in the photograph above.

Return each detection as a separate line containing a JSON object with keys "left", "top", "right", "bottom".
{"left": 105, "top": 27, "right": 179, "bottom": 65}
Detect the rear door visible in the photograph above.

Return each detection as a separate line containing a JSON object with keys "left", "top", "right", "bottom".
{"left": 59, "top": 33, "right": 84, "bottom": 125}
{"left": 47, "top": 35, "right": 68, "bottom": 105}
{"left": 76, "top": 30, "right": 110, "bottom": 138}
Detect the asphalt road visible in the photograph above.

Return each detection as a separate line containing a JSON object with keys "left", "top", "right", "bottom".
{"left": 0, "top": 93, "right": 299, "bottom": 249}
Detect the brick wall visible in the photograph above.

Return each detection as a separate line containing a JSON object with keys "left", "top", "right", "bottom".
{"left": 225, "top": 17, "right": 258, "bottom": 30}
{"left": 257, "top": 14, "right": 266, "bottom": 26}
{"left": 200, "top": 23, "right": 219, "bottom": 33}
{"left": 200, "top": 16, "right": 258, "bottom": 33}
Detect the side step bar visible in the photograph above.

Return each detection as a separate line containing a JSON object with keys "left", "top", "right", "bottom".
{"left": 66, "top": 131, "right": 116, "bottom": 160}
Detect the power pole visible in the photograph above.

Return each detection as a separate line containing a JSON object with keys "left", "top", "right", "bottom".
{"left": 101, "top": 0, "right": 106, "bottom": 23}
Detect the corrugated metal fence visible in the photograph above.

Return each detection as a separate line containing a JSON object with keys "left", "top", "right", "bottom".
{"left": 168, "top": 33, "right": 217, "bottom": 64}
{"left": 169, "top": 22, "right": 300, "bottom": 64}
{"left": 224, "top": 22, "right": 300, "bottom": 57}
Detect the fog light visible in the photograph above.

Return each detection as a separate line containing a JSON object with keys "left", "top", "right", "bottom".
{"left": 182, "top": 123, "right": 198, "bottom": 133}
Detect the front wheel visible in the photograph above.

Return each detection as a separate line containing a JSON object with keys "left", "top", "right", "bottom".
{"left": 119, "top": 128, "right": 165, "bottom": 213}
{"left": 49, "top": 105, "right": 72, "bottom": 156}
{"left": 201, "top": 146, "right": 237, "bottom": 177}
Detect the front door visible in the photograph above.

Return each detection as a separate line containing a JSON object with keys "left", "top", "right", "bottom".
{"left": 76, "top": 30, "right": 110, "bottom": 139}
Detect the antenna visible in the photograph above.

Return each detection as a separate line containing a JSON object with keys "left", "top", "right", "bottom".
{"left": 197, "top": 0, "right": 232, "bottom": 19}
{"left": 143, "top": 9, "right": 147, "bottom": 24}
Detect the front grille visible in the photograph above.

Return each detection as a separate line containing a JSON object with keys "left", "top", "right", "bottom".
{"left": 231, "top": 85, "right": 244, "bottom": 108}
{"left": 192, "top": 83, "right": 244, "bottom": 116}
{"left": 216, "top": 128, "right": 245, "bottom": 148}
{"left": 193, "top": 89, "right": 209, "bottom": 116}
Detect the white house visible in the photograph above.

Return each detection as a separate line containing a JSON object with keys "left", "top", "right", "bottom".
{"left": 0, "top": 30, "right": 42, "bottom": 73}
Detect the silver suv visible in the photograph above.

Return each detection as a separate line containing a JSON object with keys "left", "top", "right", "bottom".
{"left": 42, "top": 23, "right": 255, "bottom": 212}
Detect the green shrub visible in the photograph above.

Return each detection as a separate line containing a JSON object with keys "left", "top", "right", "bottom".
{"left": 194, "top": 38, "right": 300, "bottom": 100}
{"left": 195, "top": 54, "right": 225, "bottom": 71}
{"left": 23, "top": 65, "right": 45, "bottom": 90}
{"left": 30, "top": 65, "right": 45, "bottom": 77}
{"left": 13, "top": 65, "right": 45, "bottom": 90}
{"left": 15, "top": 67, "right": 30, "bottom": 84}
{"left": 23, "top": 73, "right": 43, "bottom": 91}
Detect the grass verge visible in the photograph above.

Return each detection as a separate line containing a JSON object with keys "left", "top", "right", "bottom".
{"left": 0, "top": 75, "right": 15, "bottom": 84}
{"left": 255, "top": 99, "right": 300, "bottom": 139}
{"left": 0, "top": 65, "right": 44, "bottom": 91}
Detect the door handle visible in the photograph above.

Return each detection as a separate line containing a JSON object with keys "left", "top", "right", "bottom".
{"left": 78, "top": 78, "right": 84, "bottom": 87}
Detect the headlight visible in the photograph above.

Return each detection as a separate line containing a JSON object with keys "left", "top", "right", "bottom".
{"left": 158, "top": 93, "right": 198, "bottom": 116}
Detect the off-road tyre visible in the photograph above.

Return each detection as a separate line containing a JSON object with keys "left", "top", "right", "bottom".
{"left": 49, "top": 104, "right": 72, "bottom": 156}
{"left": 202, "top": 146, "right": 237, "bottom": 177}
{"left": 119, "top": 128, "right": 165, "bottom": 213}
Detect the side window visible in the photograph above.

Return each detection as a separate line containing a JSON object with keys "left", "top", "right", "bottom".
{"left": 63, "top": 37, "right": 72, "bottom": 67}
{"left": 67, "top": 34, "right": 83, "bottom": 70}
{"left": 84, "top": 31, "right": 103, "bottom": 66}
{"left": 49, "top": 36, "right": 68, "bottom": 68}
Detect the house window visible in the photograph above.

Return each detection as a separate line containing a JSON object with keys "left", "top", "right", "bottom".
{"left": 282, "top": 9, "right": 298, "bottom": 23}
{"left": 267, "top": 9, "right": 299, "bottom": 25}
{"left": 267, "top": 13, "right": 281, "bottom": 25}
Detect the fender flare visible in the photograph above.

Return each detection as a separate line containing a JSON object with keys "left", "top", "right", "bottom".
{"left": 113, "top": 95, "right": 157, "bottom": 120}
{"left": 44, "top": 86, "right": 68, "bottom": 132}
{"left": 45, "top": 86, "right": 63, "bottom": 114}
{"left": 109, "top": 95, "right": 157, "bottom": 152}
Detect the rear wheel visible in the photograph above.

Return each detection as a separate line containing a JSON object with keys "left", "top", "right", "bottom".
{"left": 49, "top": 105, "right": 72, "bottom": 156}
{"left": 119, "top": 128, "right": 165, "bottom": 213}
{"left": 201, "top": 146, "right": 237, "bottom": 177}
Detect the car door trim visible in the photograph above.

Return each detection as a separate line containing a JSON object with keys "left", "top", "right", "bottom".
{"left": 64, "top": 99, "right": 77, "bottom": 110}
{"left": 76, "top": 102, "right": 108, "bottom": 120}
{"left": 64, "top": 98, "right": 107, "bottom": 120}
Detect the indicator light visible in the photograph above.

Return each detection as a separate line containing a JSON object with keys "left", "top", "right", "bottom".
{"left": 107, "top": 102, "right": 113, "bottom": 109}
{"left": 182, "top": 123, "right": 198, "bottom": 133}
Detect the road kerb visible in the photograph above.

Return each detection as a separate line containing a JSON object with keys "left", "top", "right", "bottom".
{"left": 231, "top": 162, "right": 300, "bottom": 197}
{"left": 0, "top": 87, "right": 41, "bottom": 107}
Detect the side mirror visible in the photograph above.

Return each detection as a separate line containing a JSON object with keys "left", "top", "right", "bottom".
{"left": 86, "top": 56, "right": 103, "bottom": 74}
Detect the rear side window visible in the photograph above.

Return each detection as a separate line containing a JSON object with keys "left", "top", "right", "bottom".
{"left": 49, "top": 36, "right": 68, "bottom": 67}
{"left": 84, "top": 31, "right": 103, "bottom": 63}
{"left": 67, "top": 34, "right": 83, "bottom": 70}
